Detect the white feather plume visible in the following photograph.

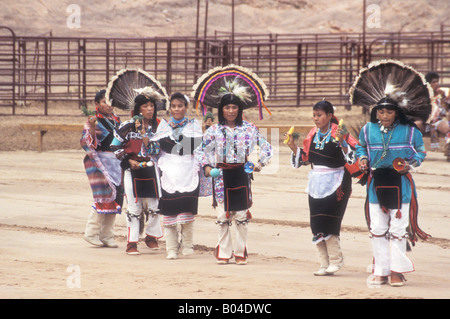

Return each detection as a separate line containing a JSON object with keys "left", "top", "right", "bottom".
{"left": 134, "top": 86, "right": 164, "bottom": 101}
{"left": 216, "top": 77, "right": 252, "bottom": 104}
{"left": 383, "top": 81, "right": 408, "bottom": 108}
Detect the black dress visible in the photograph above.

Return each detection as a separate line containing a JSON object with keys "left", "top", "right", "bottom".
{"left": 158, "top": 126, "right": 202, "bottom": 217}
{"left": 307, "top": 135, "right": 352, "bottom": 241}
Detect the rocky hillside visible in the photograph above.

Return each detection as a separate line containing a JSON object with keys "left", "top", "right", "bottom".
{"left": 2, "top": 0, "right": 449, "bottom": 38}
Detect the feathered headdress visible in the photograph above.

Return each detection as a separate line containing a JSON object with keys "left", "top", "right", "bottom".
{"left": 349, "top": 59, "right": 433, "bottom": 122}
{"left": 106, "top": 68, "right": 169, "bottom": 111}
{"left": 191, "top": 64, "right": 271, "bottom": 119}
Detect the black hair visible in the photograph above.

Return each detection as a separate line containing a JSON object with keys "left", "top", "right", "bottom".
{"left": 370, "top": 97, "right": 417, "bottom": 127}
{"left": 170, "top": 92, "right": 189, "bottom": 106}
{"left": 133, "top": 94, "right": 158, "bottom": 132}
{"left": 425, "top": 72, "right": 439, "bottom": 83}
{"left": 218, "top": 94, "right": 244, "bottom": 126}
{"left": 95, "top": 89, "right": 106, "bottom": 103}
{"left": 313, "top": 100, "right": 338, "bottom": 124}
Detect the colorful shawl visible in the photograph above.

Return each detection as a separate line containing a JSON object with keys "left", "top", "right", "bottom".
{"left": 81, "top": 114, "right": 122, "bottom": 214}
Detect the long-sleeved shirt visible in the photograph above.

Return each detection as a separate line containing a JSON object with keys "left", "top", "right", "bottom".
{"left": 355, "top": 121, "right": 426, "bottom": 204}
{"left": 194, "top": 120, "right": 273, "bottom": 204}
{"left": 110, "top": 119, "right": 160, "bottom": 168}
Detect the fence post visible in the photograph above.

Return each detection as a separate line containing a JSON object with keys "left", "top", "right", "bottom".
{"left": 12, "top": 29, "right": 16, "bottom": 115}
{"left": 81, "top": 39, "right": 87, "bottom": 107}
{"left": 296, "top": 43, "right": 302, "bottom": 107}
{"left": 106, "top": 39, "right": 110, "bottom": 85}
{"left": 44, "top": 37, "right": 48, "bottom": 115}
{"left": 166, "top": 40, "right": 172, "bottom": 95}
{"left": 223, "top": 39, "right": 230, "bottom": 65}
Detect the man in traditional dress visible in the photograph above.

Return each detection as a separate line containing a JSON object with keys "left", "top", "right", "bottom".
{"left": 356, "top": 96, "right": 430, "bottom": 286}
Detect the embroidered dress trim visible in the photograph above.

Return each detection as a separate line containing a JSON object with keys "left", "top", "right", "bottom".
{"left": 92, "top": 203, "right": 121, "bottom": 214}
{"left": 163, "top": 213, "right": 194, "bottom": 226}
{"left": 312, "top": 233, "right": 332, "bottom": 245}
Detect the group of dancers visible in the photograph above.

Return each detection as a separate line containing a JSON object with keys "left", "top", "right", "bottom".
{"left": 81, "top": 61, "right": 432, "bottom": 286}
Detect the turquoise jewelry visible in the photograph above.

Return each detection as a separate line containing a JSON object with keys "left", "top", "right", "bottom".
{"left": 314, "top": 124, "right": 332, "bottom": 150}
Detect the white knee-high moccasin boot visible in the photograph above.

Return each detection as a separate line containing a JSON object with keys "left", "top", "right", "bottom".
{"left": 325, "top": 235, "right": 344, "bottom": 274}
{"left": 314, "top": 240, "right": 330, "bottom": 276}
{"left": 165, "top": 226, "right": 179, "bottom": 259}
{"left": 181, "top": 222, "right": 194, "bottom": 256}
{"left": 100, "top": 214, "right": 118, "bottom": 248}
{"left": 84, "top": 208, "right": 105, "bottom": 247}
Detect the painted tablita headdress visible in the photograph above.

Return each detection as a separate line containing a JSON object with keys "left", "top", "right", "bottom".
{"left": 106, "top": 68, "right": 169, "bottom": 112}
{"left": 349, "top": 59, "right": 433, "bottom": 124}
{"left": 191, "top": 64, "right": 271, "bottom": 119}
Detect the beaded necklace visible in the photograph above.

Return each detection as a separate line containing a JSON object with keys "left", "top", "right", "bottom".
{"left": 313, "top": 124, "right": 332, "bottom": 150}
{"left": 378, "top": 120, "right": 395, "bottom": 134}
{"left": 372, "top": 121, "right": 397, "bottom": 169}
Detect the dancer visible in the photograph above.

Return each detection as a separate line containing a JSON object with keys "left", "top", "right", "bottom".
{"left": 111, "top": 93, "right": 164, "bottom": 255}
{"left": 151, "top": 92, "right": 204, "bottom": 259}
{"left": 424, "top": 72, "right": 450, "bottom": 154}
{"left": 285, "top": 100, "right": 360, "bottom": 276}
{"left": 350, "top": 60, "right": 431, "bottom": 286}
{"left": 81, "top": 89, "right": 123, "bottom": 248}
{"left": 107, "top": 69, "right": 170, "bottom": 255}
{"left": 193, "top": 65, "right": 273, "bottom": 265}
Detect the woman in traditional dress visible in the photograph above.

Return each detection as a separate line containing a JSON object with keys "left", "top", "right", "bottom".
{"left": 286, "top": 100, "right": 360, "bottom": 276}
{"left": 151, "top": 92, "right": 204, "bottom": 260}
{"left": 356, "top": 97, "right": 430, "bottom": 286}
{"left": 81, "top": 89, "right": 123, "bottom": 248}
{"left": 111, "top": 92, "right": 163, "bottom": 255}
{"left": 194, "top": 83, "right": 272, "bottom": 265}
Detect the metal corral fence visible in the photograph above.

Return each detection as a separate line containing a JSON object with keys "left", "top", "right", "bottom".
{"left": 1, "top": 26, "right": 450, "bottom": 115}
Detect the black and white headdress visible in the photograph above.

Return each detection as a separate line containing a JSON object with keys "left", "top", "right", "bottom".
{"left": 349, "top": 59, "right": 433, "bottom": 123}
{"left": 106, "top": 68, "right": 169, "bottom": 111}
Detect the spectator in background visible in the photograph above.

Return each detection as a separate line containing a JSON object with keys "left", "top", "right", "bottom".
{"left": 424, "top": 72, "right": 449, "bottom": 154}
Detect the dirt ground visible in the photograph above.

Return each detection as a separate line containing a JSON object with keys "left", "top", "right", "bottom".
{"left": 0, "top": 105, "right": 449, "bottom": 301}
{"left": 2, "top": 0, "right": 449, "bottom": 305}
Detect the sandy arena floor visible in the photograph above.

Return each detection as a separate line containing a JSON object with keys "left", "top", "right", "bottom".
{"left": 0, "top": 144, "right": 448, "bottom": 300}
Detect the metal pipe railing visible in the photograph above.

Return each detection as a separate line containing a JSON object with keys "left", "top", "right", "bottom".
{"left": 0, "top": 28, "right": 449, "bottom": 115}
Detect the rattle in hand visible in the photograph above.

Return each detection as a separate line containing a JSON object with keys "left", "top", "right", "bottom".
{"left": 283, "top": 126, "right": 295, "bottom": 144}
